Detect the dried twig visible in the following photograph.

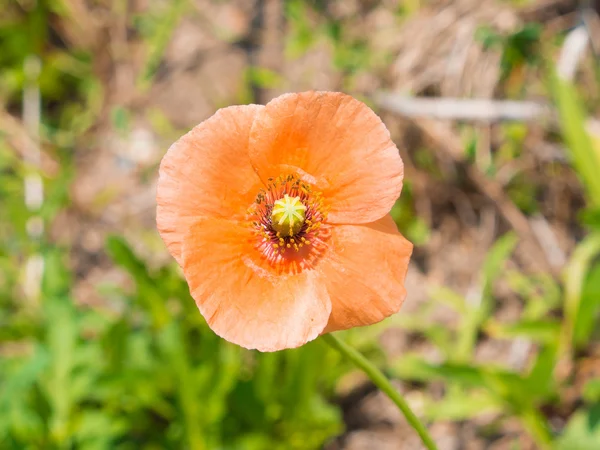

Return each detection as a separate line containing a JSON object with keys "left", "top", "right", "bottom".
{"left": 411, "top": 118, "right": 560, "bottom": 276}
{"left": 375, "top": 93, "right": 552, "bottom": 123}
{"left": 0, "top": 110, "right": 40, "bottom": 159}
{"left": 582, "top": 2, "right": 600, "bottom": 57}
{"left": 376, "top": 14, "right": 597, "bottom": 276}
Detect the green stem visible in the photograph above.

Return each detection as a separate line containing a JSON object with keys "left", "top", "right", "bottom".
{"left": 322, "top": 333, "right": 438, "bottom": 450}
{"left": 520, "top": 408, "right": 553, "bottom": 450}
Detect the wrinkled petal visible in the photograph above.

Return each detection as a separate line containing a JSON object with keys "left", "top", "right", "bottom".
{"left": 248, "top": 91, "right": 403, "bottom": 224}
{"left": 157, "top": 105, "right": 264, "bottom": 265}
{"left": 182, "top": 219, "right": 332, "bottom": 352}
{"left": 320, "top": 215, "right": 413, "bottom": 333}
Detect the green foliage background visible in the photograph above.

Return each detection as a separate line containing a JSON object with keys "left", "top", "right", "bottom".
{"left": 2, "top": 1, "right": 600, "bottom": 449}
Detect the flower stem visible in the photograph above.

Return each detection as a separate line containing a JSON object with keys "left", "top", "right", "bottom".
{"left": 322, "top": 333, "right": 438, "bottom": 450}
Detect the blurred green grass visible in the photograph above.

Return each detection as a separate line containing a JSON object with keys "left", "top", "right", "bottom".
{"left": 2, "top": 1, "right": 600, "bottom": 449}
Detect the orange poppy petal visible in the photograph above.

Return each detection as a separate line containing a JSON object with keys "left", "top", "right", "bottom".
{"left": 156, "top": 105, "right": 264, "bottom": 266}
{"left": 182, "top": 218, "right": 332, "bottom": 352}
{"left": 248, "top": 91, "right": 404, "bottom": 224}
{"left": 320, "top": 215, "right": 413, "bottom": 333}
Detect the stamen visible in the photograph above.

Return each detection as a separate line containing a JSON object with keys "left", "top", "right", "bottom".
{"left": 248, "top": 173, "right": 329, "bottom": 272}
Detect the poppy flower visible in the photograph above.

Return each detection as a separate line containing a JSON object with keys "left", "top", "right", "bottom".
{"left": 157, "top": 91, "right": 413, "bottom": 352}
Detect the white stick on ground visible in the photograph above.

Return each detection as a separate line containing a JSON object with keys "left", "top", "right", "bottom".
{"left": 556, "top": 24, "right": 589, "bottom": 81}
{"left": 22, "top": 55, "right": 44, "bottom": 303}
{"left": 374, "top": 93, "right": 551, "bottom": 122}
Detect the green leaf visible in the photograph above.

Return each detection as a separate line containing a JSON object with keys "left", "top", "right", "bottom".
{"left": 452, "top": 232, "right": 518, "bottom": 362}
{"left": 41, "top": 248, "right": 71, "bottom": 299}
{"left": 555, "top": 404, "right": 600, "bottom": 450}
{"left": 429, "top": 287, "right": 468, "bottom": 315}
{"left": 42, "top": 297, "right": 78, "bottom": 445}
{"left": 574, "top": 263, "right": 600, "bottom": 346}
{"left": 485, "top": 319, "right": 561, "bottom": 344}
{"left": 563, "top": 234, "right": 600, "bottom": 355}
{"left": 391, "top": 356, "right": 547, "bottom": 410}
{"left": 110, "top": 106, "right": 130, "bottom": 135}
{"left": 424, "top": 389, "right": 501, "bottom": 421}
{"left": 552, "top": 74, "right": 600, "bottom": 205}
{"left": 482, "top": 232, "right": 519, "bottom": 297}
{"left": 106, "top": 235, "right": 170, "bottom": 327}
{"left": 246, "top": 67, "right": 283, "bottom": 89}
{"left": 525, "top": 344, "right": 559, "bottom": 403}
{"left": 583, "top": 380, "right": 600, "bottom": 404}
{"left": 157, "top": 322, "right": 207, "bottom": 450}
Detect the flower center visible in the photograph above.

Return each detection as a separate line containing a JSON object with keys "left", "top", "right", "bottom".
{"left": 271, "top": 194, "right": 306, "bottom": 237}
{"left": 248, "top": 174, "right": 329, "bottom": 271}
